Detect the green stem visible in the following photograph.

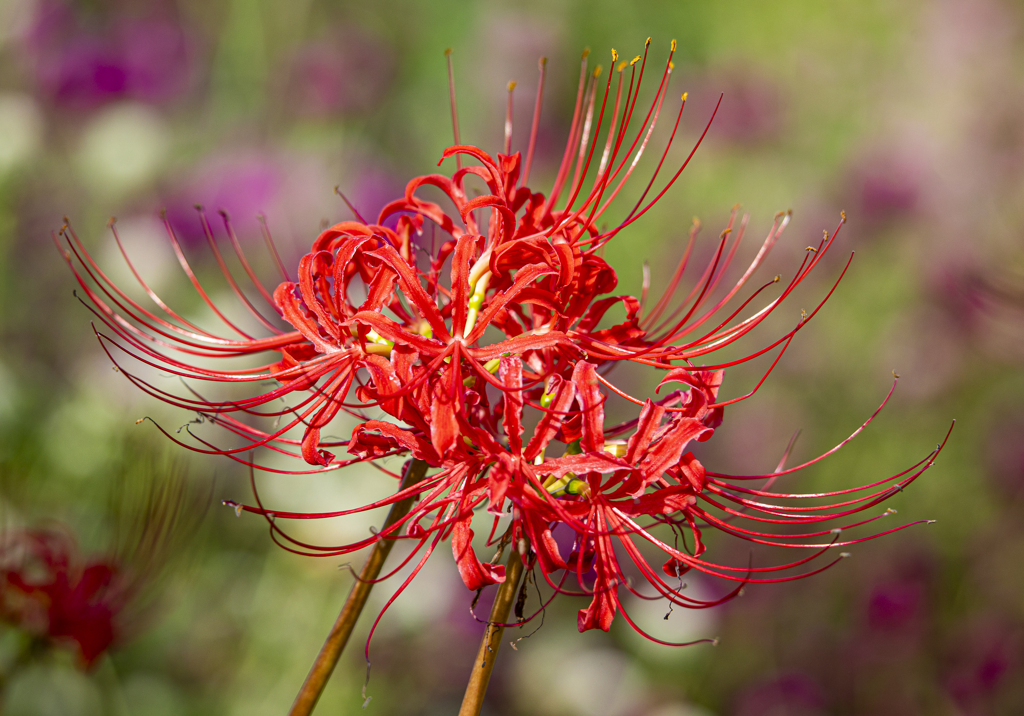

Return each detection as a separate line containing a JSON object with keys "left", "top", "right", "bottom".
{"left": 288, "top": 458, "right": 428, "bottom": 716}
{"left": 458, "top": 544, "right": 527, "bottom": 716}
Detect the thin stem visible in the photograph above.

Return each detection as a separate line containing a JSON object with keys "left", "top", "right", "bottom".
{"left": 288, "top": 458, "right": 429, "bottom": 716}
{"left": 458, "top": 544, "right": 528, "bottom": 716}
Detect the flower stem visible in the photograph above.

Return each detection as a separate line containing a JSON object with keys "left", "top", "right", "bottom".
{"left": 458, "top": 543, "right": 528, "bottom": 716}
{"left": 288, "top": 458, "right": 429, "bottom": 716}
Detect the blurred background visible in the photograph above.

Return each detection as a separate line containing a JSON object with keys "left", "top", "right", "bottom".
{"left": 1, "top": 0, "right": 1023, "bottom": 714}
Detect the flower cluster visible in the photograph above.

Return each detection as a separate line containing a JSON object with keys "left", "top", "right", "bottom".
{"left": 60, "top": 41, "right": 947, "bottom": 642}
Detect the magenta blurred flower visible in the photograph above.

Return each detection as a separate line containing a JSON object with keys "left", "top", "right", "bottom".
{"left": 688, "top": 67, "right": 782, "bottom": 146}
{"left": 284, "top": 30, "right": 395, "bottom": 117}
{"left": 944, "top": 617, "right": 1021, "bottom": 713}
{"left": 850, "top": 151, "right": 921, "bottom": 223}
{"left": 735, "top": 672, "right": 826, "bottom": 716}
{"left": 21, "top": 1, "right": 192, "bottom": 109}
{"left": 162, "top": 154, "right": 284, "bottom": 246}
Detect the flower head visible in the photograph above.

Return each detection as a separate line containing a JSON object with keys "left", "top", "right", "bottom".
{"left": 59, "top": 40, "right": 948, "bottom": 642}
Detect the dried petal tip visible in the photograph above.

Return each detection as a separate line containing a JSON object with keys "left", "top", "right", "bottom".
{"left": 840, "top": 552, "right": 852, "bottom": 558}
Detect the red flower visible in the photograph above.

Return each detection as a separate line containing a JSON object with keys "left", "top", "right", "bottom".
{"left": 0, "top": 529, "right": 123, "bottom": 667}
{"left": 59, "top": 40, "right": 949, "bottom": 642}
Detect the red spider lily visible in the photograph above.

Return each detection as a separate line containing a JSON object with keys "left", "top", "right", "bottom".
{"left": 60, "top": 40, "right": 825, "bottom": 473}
{"left": 0, "top": 529, "right": 123, "bottom": 667}
{"left": 59, "top": 40, "right": 947, "bottom": 642}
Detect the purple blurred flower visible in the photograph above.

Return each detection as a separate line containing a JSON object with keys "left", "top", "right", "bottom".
{"left": 930, "top": 263, "right": 988, "bottom": 334}
{"left": 861, "top": 551, "right": 934, "bottom": 638}
{"left": 849, "top": 151, "right": 921, "bottom": 223}
{"left": 283, "top": 30, "right": 395, "bottom": 117}
{"left": 162, "top": 154, "right": 284, "bottom": 246}
{"left": 984, "top": 411, "right": 1024, "bottom": 502}
{"left": 734, "top": 673, "right": 826, "bottom": 716}
{"left": 21, "top": 1, "right": 192, "bottom": 109}
{"left": 866, "top": 579, "right": 927, "bottom": 632}
{"left": 688, "top": 67, "right": 782, "bottom": 146}
{"left": 943, "top": 617, "right": 1021, "bottom": 713}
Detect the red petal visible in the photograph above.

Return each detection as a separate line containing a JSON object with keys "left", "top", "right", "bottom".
{"left": 452, "top": 519, "right": 506, "bottom": 591}
{"left": 521, "top": 511, "right": 567, "bottom": 574}
{"left": 572, "top": 361, "right": 605, "bottom": 453}
{"left": 499, "top": 356, "right": 524, "bottom": 454}
{"left": 524, "top": 375, "right": 575, "bottom": 462}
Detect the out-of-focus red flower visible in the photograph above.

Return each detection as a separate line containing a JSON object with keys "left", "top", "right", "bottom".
{"left": 0, "top": 529, "right": 123, "bottom": 667}
{"left": 59, "top": 40, "right": 948, "bottom": 643}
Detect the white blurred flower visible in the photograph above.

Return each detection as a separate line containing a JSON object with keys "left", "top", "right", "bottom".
{"left": 99, "top": 214, "right": 180, "bottom": 295}
{"left": 515, "top": 641, "right": 647, "bottom": 716}
{"left": 0, "top": 93, "right": 43, "bottom": 175}
{"left": 0, "top": 0, "right": 36, "bottom": 47}
{"left": 76, "top": 102, "right": 169, "bottom": 194}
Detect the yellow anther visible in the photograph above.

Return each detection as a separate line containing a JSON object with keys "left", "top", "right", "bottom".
{"left": 508, "top": 80, "right": 517, "bottom": 91}
{"left": 669, "top": 61, "right": 674, "bottom": 70}
{"left": 617, "top": 61, "right": 627, "bottom": 72}
{"left": 540, "top": 56, "right": 548, "bottom": 67}
{"left": 681, "top": 91, "right": 688, "bottom": 101}
{"left": 593, "top": 65, "right": 602, "bottom": 78}
{"left": 630, "top": 55, "right": 641, "bottom": 66}
{"left": 564, "top": 478, "right": 590, "bottom": 497}
{"left": 841, "top": 210, "right": 847, "bottom": 223}
{"left": 366, "top": 343, "right": 393, "bottom": 356}
{"left": 582, "top": 48, "right": 590, "bottom": 59}
{"left": 603, "top": 441, "right": 628, "bottom": 458}
{"left": 444, "top": 47, "right": 453, "bottom": 57}
{"left": 671, "top": 39, "right": 677, "bottom": 51}
{"left": 611, "top": 48, "right": 618, "bottom": 61}
{"left": 645, "top": 37, "right": 651, "bottom": 47}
